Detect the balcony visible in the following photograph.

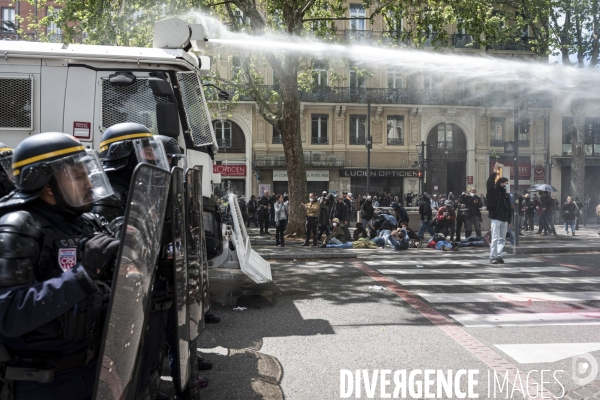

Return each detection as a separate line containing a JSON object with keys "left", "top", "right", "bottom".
{"left": 422, "top": 33, "right": 438, "bottom": 47}
{"left": 381, "top": 31, "right": 410, "bottom": 47}
{"left": 345, "top": 29, "right": 373, "bottom": 44}
{"left": 208, "top": 85, "right": 553, "bottom": 109}
{"left": 350, "top": 137, "right": 367, "bottom": 145}
{"left": 487, "top": 37, "right": 534, "bottom": 52}
{"left": 216, "top": 138, "right": 231, "bottom": 148}
{"left": 452, "top": 34, "right": 480, "bottom": 49}
{"left": 387, "top": 138, "right": 404, "bottom": 146}
{"left": 254, "top": 152, "right": 344, "bottom": 168}
{"left": 311, "top": 136, "right": 329, "bottom": 145}
{"left": 272, "top": 136, "right": 283, "bottom": 144}
{"left": 490, "top": 139, "right": 505, "bottom": 147}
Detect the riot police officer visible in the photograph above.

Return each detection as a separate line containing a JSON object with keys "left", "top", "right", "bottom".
{"left": 0, "top": 132, "right": 119, "bottom": 400}
{"left": 93, "top": 123, "right": 171, "bottom": 400}
{"left": 0, "top": 143, "right": 15, "bottom": 198}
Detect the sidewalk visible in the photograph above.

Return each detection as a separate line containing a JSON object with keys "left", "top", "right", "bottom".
{"left": 247, "top": 225, "right": 599, "bottom": 261}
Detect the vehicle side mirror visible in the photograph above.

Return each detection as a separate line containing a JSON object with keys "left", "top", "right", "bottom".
{"left": 156, "top": 103, "right": 180, "bottom": 138}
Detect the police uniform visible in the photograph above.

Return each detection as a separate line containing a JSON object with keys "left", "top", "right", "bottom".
{"left": 0, "top": 143, "right": 15, "bottom": 198}
{"left": 93, "top": 123, "right": 172, "bottom": 400}
{"left": 0, "top": 133, "right": 118, "bottom": 400}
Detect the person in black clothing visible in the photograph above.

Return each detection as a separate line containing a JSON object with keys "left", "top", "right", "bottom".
{"left": 317, "top": 193, "right": 333, "bottom": 242}
{"left": 540, "top": 191, "right": 558, "bottom": 237}
{"left": 247, "top": 195, "right": 259, "bottom": 227}
{"left": 522, "top": 193, "right": 535, "bottom": 231}
{"left": 258, "top": 190, "right": 270, "bottom": 234}
{"left": 391, "top": 201, "right": 409, "bottom": 224}
{"left": 417, "top": 193, "right": 435, "bottom": 240}
{"left": 331, "top": 195, "right": 349, "bottom": 226}
{"left": 353, "top": 222, "right": 368, "bottom": 240}
{"left": 465, "top": 188, "right": 483, "bottom": 237}
{"left": 563, "top": 195, "right": 578, "bottom": 235}
{"left": 486, "top": 163, "right": 512, "bottom": 264}
{"left": 455, "top": 192, "right": 471, "bottom": 241}
{"left": 361, "top": 196, "right": 375, "bottom": 231}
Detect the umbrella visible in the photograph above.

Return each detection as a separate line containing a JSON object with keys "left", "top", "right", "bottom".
{"left": 528, "top": 183, "right": 558, "bottom": 192}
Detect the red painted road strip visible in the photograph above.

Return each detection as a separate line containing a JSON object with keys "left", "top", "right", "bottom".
{"left": 353, "top": 260, "right": 557, "bottom": 399}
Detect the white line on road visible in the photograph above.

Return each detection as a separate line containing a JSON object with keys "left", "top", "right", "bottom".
{"left": 450, "top": 311, "right": 600, "bottom": 327}
{"left": 396, "top": 276, "right": 600, "bottom": 286}
{"left": 417, "top": 291, "right": 600, "bottom": 303}
{"left": 494, "top": 343, "right": 600, "bottom": 363}
{"left": 365, "top": 257, "right": 542, "bottom": 266}
{"left": 378, "top": 266, "right": 573, "bottom": 275}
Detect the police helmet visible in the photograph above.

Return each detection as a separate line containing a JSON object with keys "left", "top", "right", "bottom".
{"left": 99, "top": 122, "right": 169, "bottom": 172}
{"left": 444, "top": 200, "right": 454, "bottom": 207}
{"left": 10, "top": 133, "right": 113, "bottom": 207}
{"left": 0, "top": 142, "right": 14, "bottom": 182}
{"left": 155, "top": 135, "right": 186, "bottom": 169}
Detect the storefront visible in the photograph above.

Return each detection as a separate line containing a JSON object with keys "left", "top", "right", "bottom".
{"left": 213, "top": 164, "right": 247, "bottom": 197}
{"left": 273, "top": 169, "right": 330, "bottom": 194}
{"left": 340, "top": 168, "right": 419, "bottom": 197}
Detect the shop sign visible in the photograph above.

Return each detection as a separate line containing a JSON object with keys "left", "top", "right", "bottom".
{"left": 467, "top": 176, "right": 473, "bottom": 184}
{"left": 213, "top": 164, "right": 246, "bottom": 176}
{"left": 273, "top": 169, "right": 329, "bottom": 181}
{"left": 491, "top": 162, "right": 530, "bottom": 179}
{"left": 339, "top": 169, "right": 419, "bottom": 178}
{"left": 534, "top": 165, "right": 545, "bottom": 181}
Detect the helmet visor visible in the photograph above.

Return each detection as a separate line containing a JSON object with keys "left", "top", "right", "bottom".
{"left": 0, "top": 157, "right": 14, "bottom": 182}
{"left": 132, "top": 137, "right": 169, "bottom": 171}
{"left": 53, "top": 150, "right": 115, "bottom": 207}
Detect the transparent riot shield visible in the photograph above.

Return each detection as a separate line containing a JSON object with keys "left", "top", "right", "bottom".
{"left": 170, "top": 167, "right": 190, "bottom": 392}
{"left": 93, "top": 163, "right": 171, "bottom": 400}
{"left": 185, "top": 168, "right": 205, "bottom": 341}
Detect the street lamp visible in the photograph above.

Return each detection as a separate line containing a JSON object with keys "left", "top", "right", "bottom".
{"left": 415, "top": 141, "right": 426, "bottom": 195}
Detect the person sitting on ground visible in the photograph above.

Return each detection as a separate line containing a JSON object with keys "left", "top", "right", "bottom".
{"left": 320, "top": 218, "right": 347, "bottom": 247}
{"left": 387, "top": 223, "right": 411, "bottom": 250}
{"left": 353, "top": 222, "right": 368, "bottom": 241}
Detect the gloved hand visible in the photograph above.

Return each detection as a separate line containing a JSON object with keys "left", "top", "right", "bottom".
{"left": 81, "top": 233, "right": 120, "bottom": 280}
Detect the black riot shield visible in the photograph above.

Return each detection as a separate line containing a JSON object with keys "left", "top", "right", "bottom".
{"left": 93, "top": 163, "right": 171, "bottom": 400}
{"left": 185, "top": 168, "right": 205, "bottom": 340}
{"left": 170, "top": 167, "right": 191, "bottom": 392}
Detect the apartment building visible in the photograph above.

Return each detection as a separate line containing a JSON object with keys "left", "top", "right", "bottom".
{"left": 208, "top": 2, "right": 560, "bottom": 201}
{"left": 0, "top": 0, "right": 63, "bottom": 41}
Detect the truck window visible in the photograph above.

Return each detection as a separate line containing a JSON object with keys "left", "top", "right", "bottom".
{"left": 0, "top": 76, "right": 33, "bottom": 130}
{"left": 176, "top": 72, "right": 215, "bottom": 148}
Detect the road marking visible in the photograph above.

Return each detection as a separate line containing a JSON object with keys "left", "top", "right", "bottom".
{"left": 494, "top": 343, "right": 600, "bottom": 364}
{"left": 396, "top": 276, "right": 600, "bottom": 286}
{"left": 352, "top": 261, "right": 555, "bottom": 399}
{"left": 417, "top": 291, "right": 600, "bottom": 303}
{"left": 450, "top": 311, "right": 600, "bottom": 327}
{"left": 365, "top": 257, "right": 542, "bottom": 266}
{"left": 378, "top": 266, "right": 573, "bottom": 275}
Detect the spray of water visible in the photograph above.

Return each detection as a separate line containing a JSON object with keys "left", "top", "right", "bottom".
{"left": 188, "top": 12, "right": 599, "bottom": 111}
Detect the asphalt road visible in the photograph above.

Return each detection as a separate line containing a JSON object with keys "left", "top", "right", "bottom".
{"left": 161, "top": 251, "right": 600, "bottom": 400}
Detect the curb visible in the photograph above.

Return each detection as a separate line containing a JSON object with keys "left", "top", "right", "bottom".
{"left": 255, "top": 251, "right": 358, "bottom": 260}
{"left": 506, "top": 246, "right": 598, "bottom": 254}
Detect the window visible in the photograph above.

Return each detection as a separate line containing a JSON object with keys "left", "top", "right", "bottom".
{"left": 349, "top": 115, "right": 367, "bottom": 145}
{"left": 386, "top": 11, "right": 403, "bottom": 32}
{"left": 1, "top": 8, "right": 15, "bottom": 31}
{"left": 424, "top": 72, "right": 440, "bottom": 90}
{"left": 47, "top": 7, "right": 62, "bottom": 36}
{"left": 272, "top": 126, "right": 282, "bottom": 144}
{"left": 387, "top": 116, "right": 404, "bottom": 145}
{"left": 349, "top": 4, "right": 366, "bottom": 30}
{"left": 437, "top": 123, "right": 453, "bottom": 150}
{"left": 214, "top": 120, "right": 232, "bottom": 148}
{"left": 585, "top": 118, "right": 600, "bottom": 156}
{"left": 387, "top": 67, "right": 403, "bottom": 89}
{"left": 562, "top": 117, "right": 574, "bottom": 155}
{"left": 312, "top": 60, "right": 328, "bottom": 87}
{"left": 490, "top": 117, "right": 505, "bottom": 147}
{"left": 231, "top": 56, "right": 242, "bottom": 79}
{"left": 311, "top": 114, "right": 328, "bottom": 144}
{"left": 349, "top": 68, "right": 366, "bottom": 89}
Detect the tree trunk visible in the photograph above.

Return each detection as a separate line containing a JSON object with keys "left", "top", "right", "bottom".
{"left": 279, "top": 53, "right": 307, "bottom": 236}
{"left": 570, "top": 98, "right": 586, "bottom": 198}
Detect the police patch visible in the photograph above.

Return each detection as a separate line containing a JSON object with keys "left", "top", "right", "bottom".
{"left": 58, "top": 248, "right": 77, "bottom": 272}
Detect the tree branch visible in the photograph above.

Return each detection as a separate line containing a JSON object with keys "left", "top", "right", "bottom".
{"left": 302, "top": 16, "right": 370, "bottom": 22}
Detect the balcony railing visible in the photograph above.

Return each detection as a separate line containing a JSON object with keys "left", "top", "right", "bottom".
{"left": 387, "top": 138, "right": 404, "bottom": 146}
{"left": 452, "top": 34, "right": 480, "bottom": 49}
{"left": 216, "top": 138, "right": 232, "bottom": 148}
{"left": 345, "top": 29, "right": 373, "bottom": 43}
{"left": 487, "top": 37, "right": 534, "bottom": 52}
{"left": 350, "top": 137, "right": 367, "bottom": 145}
{"left": 311, "top": 136, "right": 329, "bottom": 145}
{"left": 490, "top": 139, "right": 505, "bottom": 147}
{"left": 208, "top": 85, "right": 553, "bottom": 109}
{"left": 272, "top": 136, "right": 283, "bottom": 144}
{"left": 381, "top": 31, "right": 410, "bottom": 46}
{"left": 254, "top": 152, "right": 344, "bottom": 168}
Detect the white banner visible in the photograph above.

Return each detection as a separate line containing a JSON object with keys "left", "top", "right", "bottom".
{"left": 273, "top": 169, "right": 329, "bottom": 182}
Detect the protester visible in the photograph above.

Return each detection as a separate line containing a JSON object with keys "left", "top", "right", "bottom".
{"left": 522, "top": 193, "right": 535, "bottom": 232}
{"left": 258, "top": 190, "right": 270, "bottom": 235}
{"left": 320, "top": 218, "right": 347, "bottom": 247}
{"left": 417, "top": 193, "right": 435, "bottom": 240}
{"left": 465, "top": 188, "right": 483, "bottom": 237}
{"left": 435, "top": 200, "right": 456, "bottom": 240}
{"left": 486, "top": 163, "right": 512, "bottom": 264}
{"left": 563, "top": 195, "right": 577, "bottom": 236}
{"left": 540, "top": 191, "right": 558, "bottom": 237}
{"left": 430, "top": 194, "right": 439, "bottom": 210}
{"left": 331, "top": 195, "right": 349, "bottom": 227}
{"left": 455, "top": 192, "right": 471, "bottom": 241}
{"left": 354, "top": 222, "right": 368, "bottom": 240}
{"left": 360, "top": 196, "right": 375, "bottom": 231}
{"left": 247, "top": 195, "right": 259, "bottom": 227}
{"left": 301, "top": 192, "right": 320, "bottom": 246}
{"left": 274, "top": 194, "right": 289, "bottom": 246}
{"left": 391, "top": 201, "right": 409, "bottom": 224}
{"left": 317, "top": 193, "right": 333, "bottom": 242}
